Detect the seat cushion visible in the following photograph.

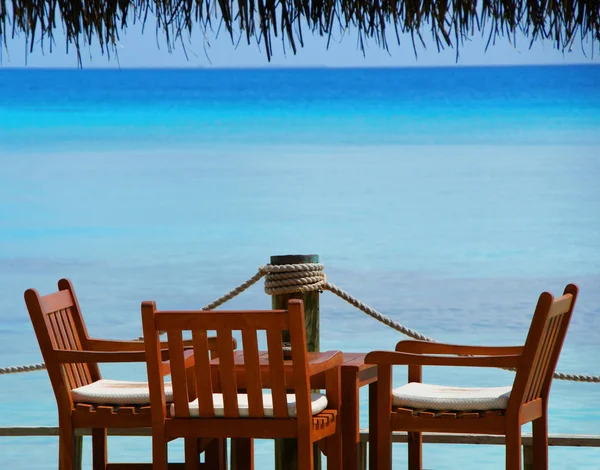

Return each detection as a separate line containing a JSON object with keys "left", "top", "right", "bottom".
{"left": 392, "top": 382, "right": 512, "bottom": 411}
{"left": 72, "top": 379, "right": 173, "bottom": 405}
{"left": 173, "top": 392, "right": 328, "bottom": 418}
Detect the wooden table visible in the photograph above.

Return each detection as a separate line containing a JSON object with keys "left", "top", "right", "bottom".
{"left": 211, "top": 351, "right": 377, "bottom": 470}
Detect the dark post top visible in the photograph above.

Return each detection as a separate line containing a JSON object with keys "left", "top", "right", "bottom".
{"left": 270, "top": 254, "right": 319, "bottom": 264}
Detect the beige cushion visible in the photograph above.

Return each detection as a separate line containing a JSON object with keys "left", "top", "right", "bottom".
{"left": 72, "top": 379, "right": 173, "bottom": 405}
{"left": 392, "top": 382, "right": 512, "bottom": 411}
{"left": 173, "top": 392, "right": 328, "bottom": 418}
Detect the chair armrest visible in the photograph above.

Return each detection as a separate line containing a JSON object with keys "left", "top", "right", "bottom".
{"left": 395, "top": 340, "right": 523, "bottom": 356}
{"left": 86, "top": 336, "right": 232, "bottom": 352}
{"left": 87, "top": 339, "right": 147, "bottom": 351}
{"left": 365, "top": 350, "right": 520, "bottom": 368}
{"left": 54, "top": 349, "right": 147, "bottom": 363}
{"left": 85, "top": 340, "right": 184, "bottom": 361}
{"left": 55, "top": 348, "right": 195, "bottom": 377}
{"left": 307, "top": 351, "right": 344, "bottom": 377}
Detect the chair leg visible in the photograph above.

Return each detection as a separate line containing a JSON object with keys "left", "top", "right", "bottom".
{"left": 185, "top": 438, "right": 200, "bottom": 470}
{"left": 532, "top": 412, "right": 549, "bottom": 470}
{"left": 297, "top": 435, "right": 314, "bottom": 470}
{"left": 368, "top": 382, "right": 378, "bottom": 470}
{"left": 92, "top": 428, "right": 107, "bottom": 470}
{"left": 231, "top": 438, "right": 253, "bottom": 470}
{"left": 505, "top": 426, "right": 522, "bottom": 470}
{"left": 58, "top": 421, "right": 75, "bottom": 470}
{"left": 374, "top": 405, "right": 392, "bottom": 470}
{"left": 408, "top": 432, "right": 422, "bottom": 470}
{"left": 373, "top": 365, "right": 393, "bottom": 470}
{"left": 152, "top": 436, "right": 169, "bottom": 470}
{"left": 326, "top": 426, "right": 343, "bottom": 470}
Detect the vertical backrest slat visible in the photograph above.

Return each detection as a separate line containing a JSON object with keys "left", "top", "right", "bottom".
{"left": 536, "top": 315, "right": 563, "bottom": 396}
{"left": 167, "top": 329, "right": 190, "bottom": 418}
{"left": 524, "top": 319, "right": 548, "bottom": 403}
{"left": 51, "top": 310, "right": 79, "bottom": 388}
{"left": 287, "top": 300, "right": 311, "bottom": 422}
{"left": 266, "top": 328, "right": 288, "bottom": 418}
{"left": 47, "top": 311, "right": 78, "bottom": 390}
{"left": 527, "top": 315, "right": 560, "bottom": 402}
{"left": 216, "top": 329, "right": 239, "bottom": 418}
{"left": 191, "top": 330, "right": 215, "bottom": 417}
{"left": 60, "top": 309, "right": 85, "bottom": 388}
{"left": 535, "top": 313, "right": 565, "bottom": 399}
{"left": 57, "top": 309, "right": 85, "bottom": 388}
{"left": 523, "top": 322, "right": 548, "bottom": 404}
{"left": 57, "top": 278, "right": 101, "bottom": 382}
{"left": 241, "top": 329, "right": 264, "bottom": 418}
{"left": 539, "top": 296, "right": 576, "bottom": 399}
{"left": 45, "top": 312, "right": 60, "bottom": 346}
{"left": 63, "top": 307, "right": 93, "bottom": 386}
{"left": 525, "top": 316, "right": 554, "bottom": 403}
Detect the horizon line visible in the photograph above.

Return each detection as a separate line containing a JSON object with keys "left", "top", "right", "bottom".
{"left": 1, "top": 62, "right": 599, "bottom": 71}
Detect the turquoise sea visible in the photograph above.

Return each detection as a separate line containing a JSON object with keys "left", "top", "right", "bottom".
{"left": 0, "top": 65, "right": 599, "bottom": 469}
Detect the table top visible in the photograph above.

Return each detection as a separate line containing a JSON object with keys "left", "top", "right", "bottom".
{"left": 210, "top": 350, "right": 377, "bottom": 387}
{"left": 339, "top": 352, "right": 374, "bottom": 371}
{"left": 216, "top": 350, "right": 370, "bottom": 367}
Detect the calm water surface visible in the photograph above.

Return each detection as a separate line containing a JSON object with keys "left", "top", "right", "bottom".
{"left": 0, "top": 65, "right": 599, "bottom": 469}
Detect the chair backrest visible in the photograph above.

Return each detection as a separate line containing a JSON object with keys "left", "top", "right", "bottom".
{"left": 142, "top": 299, "right": 312, "bottom": 422}
{"left": 509, "top": 284, "right": 578, "bottom": 410}
{"left": 24, "top": 279, "right": 100, "bottom": 410}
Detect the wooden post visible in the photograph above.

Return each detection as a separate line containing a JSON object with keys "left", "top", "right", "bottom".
{"left": 272, "top": 254, "right": 321, "bottom": 470}
{"left": 74, "top": 435, "right": 83, "bottom": 470}
{"left": 270, "top": 254, "right": 320, "bottom": 353}
{"left": 523, "top": 443, "right": 534, "bottom": 470}
{"left": 357, "top": 441, "right": 367, "bottom": 470}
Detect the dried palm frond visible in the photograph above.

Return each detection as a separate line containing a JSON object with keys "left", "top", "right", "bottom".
{"left": 0, "top": 0, "right": 598, "bottom": 64}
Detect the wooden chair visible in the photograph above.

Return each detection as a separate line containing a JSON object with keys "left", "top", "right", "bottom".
{"left": 365, "top": 283, "right": 578, "bottom": 470}
{"left": 141, "top": 298, "right": 343, "bottom": 470}
{"left": 24, "top": 278, "right": 228, "bottom": 470}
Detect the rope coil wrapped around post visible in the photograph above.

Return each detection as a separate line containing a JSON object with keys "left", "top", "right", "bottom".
{"left": 2, "top": 260, "right": 599, "bottom": 382}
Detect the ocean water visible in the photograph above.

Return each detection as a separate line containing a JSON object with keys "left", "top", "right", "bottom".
{"left": 0, "top": 65, "right": 599, "bottom": 469}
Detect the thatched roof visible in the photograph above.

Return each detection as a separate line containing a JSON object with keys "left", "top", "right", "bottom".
{"left": 1, "top": 0, "right": 599, "bottom": 63}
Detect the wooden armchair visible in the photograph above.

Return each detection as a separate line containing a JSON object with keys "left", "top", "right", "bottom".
{"left": 141, "top": 298, "right": 343, "bottom": 470}
{"left": 24, "top": 278, "right": 229, "bottom": 470}
{"left": 365, "top": 284, "right": 578, "bottom": 470}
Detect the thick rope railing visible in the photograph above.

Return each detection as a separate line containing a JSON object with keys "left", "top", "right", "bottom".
{"left": 203, "top": 263, "right": 600, "bottom": 383}
{"left": 0, "top": 363, "right": 47, "bottom": 375}
{"left": 2, "top": 262, "right": 599, "bottom": 382}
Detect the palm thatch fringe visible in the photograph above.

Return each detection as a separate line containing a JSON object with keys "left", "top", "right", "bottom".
{"left": 1, "top": 0, "right": 599, "bottom": 63}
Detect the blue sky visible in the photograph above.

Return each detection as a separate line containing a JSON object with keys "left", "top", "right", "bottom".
{"left": 1, "top": 16, "right": 598, "bottom": 68}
